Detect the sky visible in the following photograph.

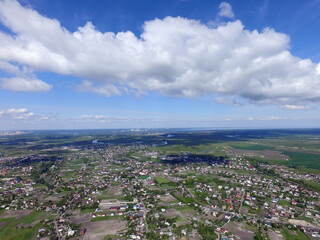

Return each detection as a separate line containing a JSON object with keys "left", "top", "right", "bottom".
{"left": 0, "top": 0, "right": 320, "bottom": 130}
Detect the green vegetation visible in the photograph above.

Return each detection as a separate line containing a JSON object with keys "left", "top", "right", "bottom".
{"left": 231, "top": 143, "right": 274, "bottom": 150}
{"left": 281, "top": 151, "right": 320, "bottom": 170}
{"left": 154, "top": 177, "right": 168, "bottom": 184}
{"left": 198, "top": 223, "right": 218, "bottom": 240}
{"left": 0, "top": 211, "right": 47, "bottom": 240}
{"left": 91, "top": 215, "right": 119, "bottom": 222}
{"left": 281, "top": 228, "right": 309, "bottom": 240}
{"left": 175, "top": 205, "right": 194, "bottom": 212}
{"left": 80, "top": 208, "right": 96, "bottom": 213}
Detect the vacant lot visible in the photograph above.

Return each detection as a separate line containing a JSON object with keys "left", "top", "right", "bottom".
{"left": 0, "top": 210, "right": 32, "bottom": 219}
{"left": 268, "top": 230, "right": 284, "bottom": 240}
{"left": 160, "top": 194, "right": 177, "bottom": 203}
{"left": 164, "top": 206, "right": 196, "bottom": 222}
{"left": 83, "top": 219, "right": 126, "bottom": 240}
{"left": 224, "top": 222, "right": 254, "bottom": 240}
{"left": 72, "top": 213, "right": 92, "bottom": 225}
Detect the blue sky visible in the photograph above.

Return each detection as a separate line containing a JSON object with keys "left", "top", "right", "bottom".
{"left": 0, "top": 0, "right": 320, "bottom": 130}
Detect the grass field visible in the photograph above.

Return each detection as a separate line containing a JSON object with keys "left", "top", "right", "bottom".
{"left": 81, "top": 208, "right": 96, "bottom": 213}
{"left": 281, "top": 228, "right": 309, "bottom": 240}
{"left": 154, "top": 177, "right": 168, "bottom": 184}
{"left": 91, "top": 215, "right": 119, "bottom": 222}
{"left": 0, "top": 211, "right": 46, "bottom": 240}
{"left": 281, "top": 151, "right": 320, "bottom": 170}
{"left": 230, "top": 142, "right": 274, "bottom": 150}
{"left": 175, "top": 205, "right": 194, "bottom": 212}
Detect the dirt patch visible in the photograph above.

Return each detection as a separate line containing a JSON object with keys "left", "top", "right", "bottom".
{"left": 288, "top": 219, "right": 317, "bottom": 228}
{"left": 0, "top": 210, "right": 32, "bottom": 219}
{"left": 164, "top": 207, "right": 195, "bottom": 220}
{"left": 240, "top": 206, "right": 249, "bottom": 215}
{"left": 44, "top": 194, "right": 62, "bottom": 202}
{"left": 0, "top": 221, "right": 6, "bottom": 228}
{"left": 83, "top": 219, "right": 126, "bottom": 240}
{"left": 72, "top": 213, "right": 91, "bottom": 225}
{"left": 224, "top": 222, "right": 254, "bottom": 240}
{"left": 268, "top": 230, "right": 285, "bottom": 240}
{"left": 160, "top": 194, "right": 177, "bottom": 203}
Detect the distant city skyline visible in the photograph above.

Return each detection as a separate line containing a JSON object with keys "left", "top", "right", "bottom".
{"left": 0, "top": 0, "right": 320, "bottom": 130}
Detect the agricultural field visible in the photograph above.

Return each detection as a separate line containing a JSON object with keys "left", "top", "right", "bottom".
{"left": 0, "top": 210, "right": 52, "bottom": 240}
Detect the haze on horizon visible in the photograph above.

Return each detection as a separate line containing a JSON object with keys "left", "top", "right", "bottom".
{"left": 0, "top": 0, "right": 320, "bottom": 130}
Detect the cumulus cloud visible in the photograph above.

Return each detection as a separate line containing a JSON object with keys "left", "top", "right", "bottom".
{"left": 0, "top": 0, "right": 320, "bottom": 106}
{"left": 0, "top": 60, "right": 22, "bottom": 75}
{"left": 218, "top": 2, "right": 235, "bottom": 18}
{"left": 1, "top": 77, "right": 52, "bottom": 92}
{"left": 0, "top": 108, "right": 55, "bottom": 122}
{"left": 0, "top": 108, "right": 34, "bottom": 120}
{"left": 281, "top": 104, "right": 313, "bottom": 110}
{"left": 246, "top": 116, "right": 285, "bottom": 121}
{"left": 76, "top": 80, "right": 122, "bottom": 97}
{"left": 7, "top": 108, "right": 28, "bottom": 114}
{"left": 0, "top": 58, "right": 51, "bottom": 93}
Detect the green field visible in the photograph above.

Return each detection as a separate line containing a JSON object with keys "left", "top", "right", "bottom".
{"left": 281, "top": 151, "right": 320, "bottom": 170}
{"left": 154, "top": 177, "right": 169, "bottom": 184}
{"left": 231, "top": 143, "right": 274, "bottom": 150}
{"left": 91, "top": 215, "right": 119, "bottom": 222}
{"left": 0, "top": 211, "right": 47, "bottom": 240}
{"left": 81, "top": 208, "right": 96, "bottom": 213}
{"left": 281, "top": 228, "right": 309, "bottom": 240}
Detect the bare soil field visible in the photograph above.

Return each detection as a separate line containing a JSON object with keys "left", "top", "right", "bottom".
{"left": 175, "top": 220, "right": 192, "bottom": 227}
{"left": 224, "top": 222, "right": 254, "bottom": 240}
{"left": 0, "top": 209, "right": 32, "bottom": 219}
{"left": 83, "top": 219, "right": 126, "bottom": 240}
{"left": 160, "top": 194, "right": 177, "bottom": 202}
{"left": 288, "top": 219, "right": 318, "bottom": 228}
{"left": 268, "top": 230, "right": 285, "bottom": 240}
{"left": 72, "top": 213, "right": 92, "bottom": 225}
{"left": 240, "top": 206, "right": 249, "bottom": 215}
{"left": 164, "top": 207, "right": 195, "bottom": 221}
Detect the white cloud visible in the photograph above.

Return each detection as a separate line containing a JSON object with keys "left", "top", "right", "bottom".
{"left": 76, "top": 80, "right": 122, "bottom": 97}
{"left": 281, "top": 104, "right": 313, "bottom": 110}
{"left": 246, "top": 116, "right": 285, "bottom": 121}
{"left": 0, "top": 108, "right": 56, "bottom": 122}
{"left": 0, "top": 59, "right": 51, "bottom": 92}
{"left": 218, "top": 2, "right": 235, "bottom": 18}
{"left": 80, "top": 115, "right": 129, "bottom": 121}
{"left": 0, "top": 77, "right": 52, "bottom": 92}
{"left": 7, "top": 108, "right": 28, "bottom": 114}
{"left": 0, "top": 0, "right": 319, "bottom": 106}
{"left": 0, "top": 60, "right": 21, "bottom": 75}
{"left": 0, "top": 108, "right": 34, "bottom": 120}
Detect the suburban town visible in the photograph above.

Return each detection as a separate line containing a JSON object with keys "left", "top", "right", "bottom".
{"left": 0, "top": 129, "right": 319, "bottom": 240}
